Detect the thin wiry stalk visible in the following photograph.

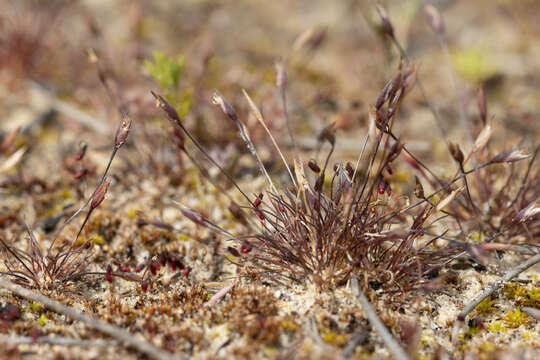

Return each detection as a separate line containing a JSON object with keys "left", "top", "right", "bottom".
{"left": 243, "top": 88, "right": 297, "bottom": 187}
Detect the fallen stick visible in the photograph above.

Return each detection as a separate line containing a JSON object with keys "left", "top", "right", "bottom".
{"left": 457, "top": 253, "right": 540, "bottom": 321}
{"left": 521, "top": 307, "right": 540, "bottom": 321}
{"left": 0, "top": 278, "right": 181, "bottom": 360}
{"left": 349, "top": 277, "right": 409, "bottom": 360}
{"left": 0, "top": 335, "right": 119, "bottom": 347}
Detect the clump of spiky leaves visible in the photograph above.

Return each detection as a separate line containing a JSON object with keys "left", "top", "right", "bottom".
{"left": 0, "top": 116, "right": 131, "bottom": 291}
{"left": 153, "top": 62, "right": 475, "bottom": 293}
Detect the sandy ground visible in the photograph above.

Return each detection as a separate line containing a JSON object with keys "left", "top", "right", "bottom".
{"left": 1, "top": 1, "right": 539, "bottom": 359}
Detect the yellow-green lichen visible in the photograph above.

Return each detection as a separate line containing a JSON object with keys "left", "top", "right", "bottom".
{"left": 127, "top": 208, "right": 140, "bottom": 219}
{"left": 280, "top": 320, "right": 299, "bottom": 331}
{"left": 504, "top": 283, "right": 540, "bottom": 308}
{"left": 28, "top": 301, "right": 44, "bottom": 313}
{"left": 471, "top": 232, "right": 485, "bottom": 243}
{"left": 320, "top": 328, "right": 348, "bottom": 346}
{"left": 487, "top": 321, "right": 505, "bottom": 333}
{"left": 475, "top": 296, "right": 496, "bottom": 315}
{"left": 91, "top": 234, "right": 105, "bottom": 245}
{"left": 503, "top": 308, "right": 529, "bottom": 328}
{"left": 38, "top": 313, "right": 49, "bottom": 326}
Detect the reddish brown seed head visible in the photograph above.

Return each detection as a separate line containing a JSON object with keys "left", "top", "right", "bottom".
{"left": 228, "top": 247, "right": 240, "bottom": 257}
{"left": 212, "top": 90, "right": 238, "bottom": 122}
{"left": 448, "top": 142, "right": 464, "bottom": 165}
{"left": 151, "top": 91, "right": 181, "bottom": 125}
{"left": 114, "top": 115, "right": 132, "bottom": 149}
{"left": 376, "top": 4, "right": 395, "bottom": 38}
{"left": 491, "top": 149, "right": 531, "bottom": 163}
{"left": 91, "top": 178, "right": 111, "bottom": 209}
{"left": 308, "top": 159, "right": 321, "bottom": 173}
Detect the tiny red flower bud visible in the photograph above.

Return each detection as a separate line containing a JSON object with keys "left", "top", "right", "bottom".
{"left": 255, "top": 209, "right": 265, "bottom": 220}
{"left": 378, "top": 181, "right": 387, "bottom": 195}
{"left": 106, "top": 264, "right": 113, "bottom": 283}
{"left": 141, "top": 281, "right": 149, "bottom": 292}
{"left": 182, "top": 267, "right": 191, "bottom": 277}
{"left": 241, "top": 242, "right": 252, "bottom": 254}
{"left": 73, "top": 168, "right": 88, "bottom": 180}
{"left": 135, "top": 264, "right": 145, "bottom": 273}
{"left": 159, "top": 253, "right": 167, "bottom": 267}
{"left": 253, "top": 193, "right": 263, "bottom": 208}
{"left": 75, "top": 142, "right": 88, "bottom": 161}
{"left": 150, "top": 260, "right": 160, "bottom": 275}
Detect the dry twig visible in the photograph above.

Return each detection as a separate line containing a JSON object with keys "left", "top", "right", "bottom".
{"left": 457, "top": 253, "right": 540, "bottom": 321}
{"left": 521, "top": 307, "right": 540, "bottom": 321}
{"left": 350, "top": 277, "right": 409, "bottom": 360}
{"left": 0, "top": 335, "right": 120, "bottom": 347}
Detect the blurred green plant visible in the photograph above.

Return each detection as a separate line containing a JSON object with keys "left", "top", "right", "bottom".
{"left": 145, "top": 51, "right": 184, "bottom": 92}
{"left": 145, "top": 51, "right": 192, "bottom": 116}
